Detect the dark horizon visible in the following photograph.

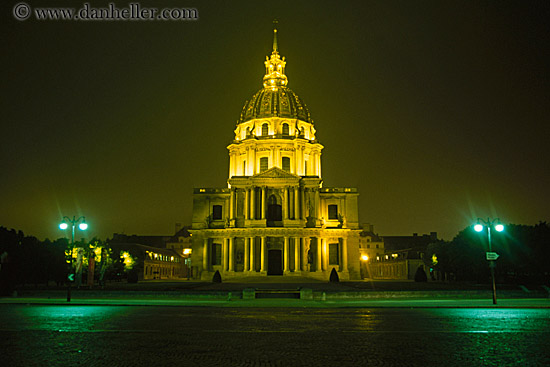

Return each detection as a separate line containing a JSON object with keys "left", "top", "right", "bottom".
{"left": 2, "top": 0, "right": 549, "bottom": 241}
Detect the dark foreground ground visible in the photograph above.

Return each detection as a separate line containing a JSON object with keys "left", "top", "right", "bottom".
{"left": 1, "top": 304, "right": 549, "bottom": 367}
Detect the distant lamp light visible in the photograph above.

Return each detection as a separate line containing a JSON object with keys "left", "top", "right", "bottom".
{"left": 473, "top": 217, "right": 504, "bottom": 305}
{"left": 59, "top": 222, "right": 68, "bottom": 230}
{"left": 78, "top": 222, "right": 88, "bottom": 231}
{"left": 183, "top": 248, "right": 192, "bottom": 255}
{"left": 361, "top": 255, "right": 368, "bottom": 261}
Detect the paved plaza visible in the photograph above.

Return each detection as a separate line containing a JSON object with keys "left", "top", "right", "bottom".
{"left": 1, "top": 305, "right": 549, "bottom": 367}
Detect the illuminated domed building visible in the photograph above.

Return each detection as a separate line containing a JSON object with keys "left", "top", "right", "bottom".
{"left": 191, "top": 26, "right": 362, "bottom": 280}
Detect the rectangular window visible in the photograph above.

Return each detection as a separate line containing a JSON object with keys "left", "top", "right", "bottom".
{"left": 260, "top": 157, "right": 269, "bottom": 172}
{"left": 282, "top": 157, "right": 290, "bottom": 172}
{"left": 211, "top": 243, "right": 222, "bottom": 265}
{"left": 212, "top": 205, "right": 223, "bottom": 220}
{"left": 328, "top": 204, "right": 338, "bottom": 220}
{"left": 329, "top": 243, "right": 339, "bottom": 265}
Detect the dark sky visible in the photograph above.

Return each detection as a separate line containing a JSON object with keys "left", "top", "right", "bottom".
{"left": 2, "top": 0, "right": 549, "bottom": 241}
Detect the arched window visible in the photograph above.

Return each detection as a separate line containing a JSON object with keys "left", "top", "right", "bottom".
{"left": 260, "top": 157, "right": 269, "bottom": 172}
{"left": 262, "top": 123, "right": 269, "bottom": 136}
{"left": 282, "top": 123, "right": 289, "bottom": 136}
{"left": 282, "top": 157, "right": 290, "bottom": 172}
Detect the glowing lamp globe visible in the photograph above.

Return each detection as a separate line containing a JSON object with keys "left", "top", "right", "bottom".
{"left": 361, "top": 255, "right": 369, "bottom": 261}
{"left": 494, "top": 224, "right": 504, "bottom": 232}
{"left": 474, "top": 224, "right": 484, "bottom": 232}
{"left": 79, "top": 222, "right": 88, "bottom": 231}
{"left": 59, "top": 222, "right": 68, "bottom": 230}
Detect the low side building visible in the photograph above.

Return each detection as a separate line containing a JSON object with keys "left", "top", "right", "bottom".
{"left": 110, "top": 243, "right": 186, "bottom": 281}
{"left": 366, "top": 232, "right": 438, "bottom": 280}
{"left": 358, "top": 224, "right": 385, "bottom": 279}
{"left": 367, "top": 248, "right": 426, "bottom": 280}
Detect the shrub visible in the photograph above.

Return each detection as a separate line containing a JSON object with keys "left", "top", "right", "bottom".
{"left": 329, "top": 268, "right": 339, "bottom": 282}
{"left": 414, "top": 266, "right": 428, "bottom": 282}
{"left": 212, "top": 270, "right": 222, "bottom": 283}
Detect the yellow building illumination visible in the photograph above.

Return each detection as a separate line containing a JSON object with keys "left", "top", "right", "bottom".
{"left": 190, "top": 24, "right": 364, "bottom": 281}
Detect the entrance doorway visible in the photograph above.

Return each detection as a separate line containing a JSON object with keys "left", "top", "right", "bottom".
{"left": 267, "top": 249, "right": 283, "bottom": 275}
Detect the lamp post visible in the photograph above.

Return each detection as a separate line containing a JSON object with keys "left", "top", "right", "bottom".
{"left": 474, "top": 217, "right": 504, "bottom": 305}
{"left": 59, "top": 216, "right": 88, "bottom": 302}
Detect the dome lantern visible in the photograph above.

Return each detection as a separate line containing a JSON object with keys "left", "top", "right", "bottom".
{"left": 238, "top": 22, "right": 313, "bottom": 125}
{"left": 263, "top": 21, "right": 288, "bottom": 90}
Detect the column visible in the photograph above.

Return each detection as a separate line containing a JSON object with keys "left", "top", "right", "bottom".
{"left": 246, "top": 147, "right": 251, "bottom": 176}
{"left": 302, "top": 237, "right": 308, "bottom": 271}
{"left": 228, "top": 237, "right": 234, "bottom": 272}
{"left": 293, "top": 147, "right": 296, "bottom": 174}
{"left": 322, "top": 238, "right": 328, "bottom": 271}
{"left": 245, "top": 189, "right": 249, "bottom": 220}
{"left": 317, "top": 152, "right": 321, "bottom": 176}
{"left": 318, "top": 151, "right": 322, "bottom": 178}
{"left": 314, "top": 189, "right": 320, "bottom": 221}
{"left": 253, "top": 146, "right": 256, "bottom": 175}
{"left": 300, "top": 147, "right": 306, "bottom": 176}
{"left": 229, "top": 189, "right": 235, "bottom": 220}
{"left": 294, "top": 187, "right": 299, "bottom": 220}
{"left": 202, "top": 238, "right": 209, "bottom": 271}
{"left": 283, "top": 236, "right": 290, "bottom": 272}
{"left": 260, "top": 236, "right": 266, "bottom": 272}
{"left": 261, "top": 187, "right": 266, "bottom": 220}
{"left": 283, "top": 188, "right": 288, "bottom": 220}
{"left": 302, "top": 188, "right": 307, "bottom": 219}
{"left": 249, "top": 237, "right": 255, "bottom": 272}
{"left": 251, "top": 189, "right": 255, "bottom": 218}
{"left": 294, "top": 237, "right": 300, "bottom": 271}
{"left": 229, "top": 153, "right": 233, "bottom": 178}
{"left": 316, "top": 238, "right": 322, "bottom": 272}
{"left": 222, "top": 238, "right": 227, "bottom": 271}
{"left": 342, "top": 237, "right": 348, "bottom": 272}
{"left": 244, "top": 237, "right": 250, "bottom": 271}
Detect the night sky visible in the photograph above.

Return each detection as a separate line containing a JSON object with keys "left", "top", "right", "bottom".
{"left": 2, "top": 0, "right": 549, "bottom": 241}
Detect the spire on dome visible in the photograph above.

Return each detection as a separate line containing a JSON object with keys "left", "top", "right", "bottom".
{"left": 272, "top": 19, "right": 278, "bottom": 53}
{"left": 263, "top": 20, "right": 287, "bottom": 90}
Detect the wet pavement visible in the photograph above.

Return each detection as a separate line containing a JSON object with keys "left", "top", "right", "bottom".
{"left": 1, "top": 304, "right": 549, "bottom": 366}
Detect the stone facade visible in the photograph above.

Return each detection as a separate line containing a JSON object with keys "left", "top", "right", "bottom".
{"left": 190, "top": 26, "right": 363, "bottom": 281}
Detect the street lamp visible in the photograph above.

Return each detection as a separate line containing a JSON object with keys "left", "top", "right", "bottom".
{"left": 473, "top": 217, "right": 504, "bottom": 305}
{"left": 59, "top": 216, "right": 88, "bottom": 302}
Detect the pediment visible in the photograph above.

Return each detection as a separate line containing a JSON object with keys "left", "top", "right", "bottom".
{"left": 252, "top": 167, "right": 299, "bottom": 179}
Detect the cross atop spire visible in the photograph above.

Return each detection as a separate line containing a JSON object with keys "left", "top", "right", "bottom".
{"left": 272, "top": 19, "right": 279, "bottom": 53}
